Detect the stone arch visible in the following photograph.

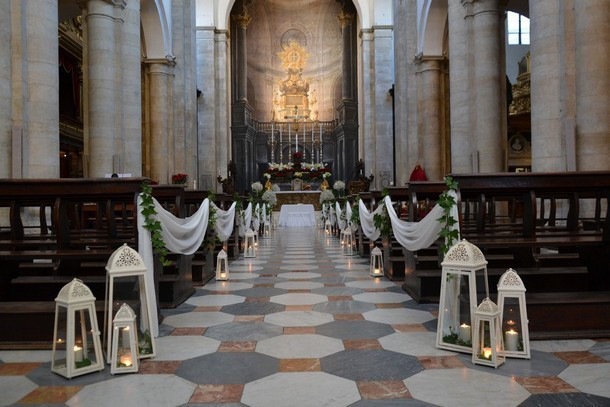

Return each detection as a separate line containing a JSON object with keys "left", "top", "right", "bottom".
{"left": 141, "top": 0, "right": 172, "bottom": 59}
{"left": 418, "top": 0, "right": 448, "bottom": 56}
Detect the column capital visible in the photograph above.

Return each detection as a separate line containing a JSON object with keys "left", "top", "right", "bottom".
{"left": 337, "top": 10, "right": 355, "bottom": 28}
{"left": 232, "top": 10, "right": 252, "bottom": 29}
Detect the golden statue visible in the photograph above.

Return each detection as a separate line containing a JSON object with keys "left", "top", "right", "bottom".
{"left": 321, "top": 179, "right": 329, "bottom": 191}
{"left": 265, "top": 179, "right": 272, "bottom": 191}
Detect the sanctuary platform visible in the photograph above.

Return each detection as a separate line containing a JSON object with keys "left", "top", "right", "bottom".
{"left": 275, "top": 190, "right": 322, "bottom": 211}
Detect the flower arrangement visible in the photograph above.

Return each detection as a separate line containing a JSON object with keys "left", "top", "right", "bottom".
{"left": 320, "top": 189, "right": 335, "bottom": 204}
{"left": 264, "top": 162, "right": 331, "bottom": 182}
{"left": 264, "top": 173, "right": 271, "bottom": 179}
{"left": 251, "top": 182, "right": 263, "bottom": 192}
{"left": 271, "top": 184, "right": 280, "bottom": 192}
{"left": 172, "top": 173, "right": 188, "bottom": 185}
{"left": 323, "top": 172, "right": 331, "bottom": 179}
{"left": 333, "top": 181, "right": 345, "bottom": 191}
{"left": 294, "top": 172, "right": 303, "bottom": 178}
{"left": 262, "top": 190, "right": 277, "bottom": 207}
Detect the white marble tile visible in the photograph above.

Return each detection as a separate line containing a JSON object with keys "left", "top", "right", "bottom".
{"left": 379, "top": 332, "right": 457, "bottom": 357}
{"left": 66, "top": 374, "right": 197, "bottom": 407}
{"left": 231, "top": 259, "right": 268, "bottom": 265}
{"left": 256, "top": 334, "right": 344, "bottom": 359}
{"left": 278, "top": 272, "right": 322, "bottom": 279}
{"left": 346, "top": 280, "right": 395, "bottom": 289}
{"left": 335, "top": 264, "right": 370, "bottom": 270}
{"left": 0, "top": 376, "right": 38, "bottom": 407}
{"left": 270, "top": 293, "right": 328, "bottom": 305}
{"left": 282, "top": 259, "right": 319, "bottom": 264}
{"left": 224, "top": 272, "right": 260, "bottom": 280}
{"left": 364, "top": 308, "right": 435, "bottom": 324}
{"left": 404, "top": 368, "right": 530, "bottom": 407}
{"left": 163, "top": 311, "right": 234, "bottom": 328}
{"left": 201, "top": 282, "right": 254, "bottom": 291}
{"left": 186, "top": 294, "right": 246, "bottom": 307}
{"left": 280, "top": 264, "right": 320, "bottom": 271}
{"left": 559, "top": 363, "right": 610, "bottom": 398}
{"left": 353, "top": 292, "right": 412, "bottom": 304}
{"left": 275, "top": 281, "right": 325, "bottom": 290}
{"left": 530, "top": 339, "right": 597, "bottom": 353}
{"left": 279, "top": 254, "right": 317, "bottom": 259}
{"left": 265, "top": 311, "right": 334, "bottom": 327}
{"left": 154, "top": 335, "right": 220, "bottom": 361}
{"left": 0, "top": 350, "right": 53, "bottom": 363}
{"left": 332, "top": 258, "right": 368, "bottom": 263}
{"left": 242, "top": 372, "right": 360, "bottom": 407}
{"left": 229, "top": 266, "right": 264, "bottom": 272}
{"left": 340, "top": 271, "right": 371, "bottom": 278}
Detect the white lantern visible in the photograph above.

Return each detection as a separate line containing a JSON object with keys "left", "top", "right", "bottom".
{"left": 342, "top": 229, "right": 355, "bottom": 256}
{"left": 436, "top": 240, "right": 489, "bottom": 353}
{"left": 370, "top": 247, "right": 384, "bottom": 277}
{"left": 263, "top": 222, "right": 271, "bottom": 239}
{"left": 244, "top": 229, "right": 256, "bottom": 258}
{"left": 104, "top": 244, "right": 156, "bottom": 361}
{"left": 110, "top": 303, "right": 139, "bottom": 375}
{"left": 497, "top": 268, "right": 530, "bottom": 359}
{"left": 472, "top": 297, "right": 505, "bottom": 368}
{"left": 52, "top": 278, "right": 104, "bottom": 379}
{"left": 272, "top": 214, "right": 278, "bottom": 230}
{"left": 324, "top": 220, "right": 332, "bottom": 236}
{"left": 216, "top": 249, "right": 229, "bottom": 281}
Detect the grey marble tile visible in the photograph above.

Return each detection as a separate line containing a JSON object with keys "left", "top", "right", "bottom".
{"left": 27, "top": 362, "right": 114, "bottom": 386}
{"left": 158, "top": 323, "right": 175, "bottom": 337}
{"left": 590, "top": 341, "right": 610, "bottom": 362}
{"left": 316, "top": 320, "right": 395, "bottom": 339}
{"left": 175, "top": 352, "right": 279, "bottom": 384}
{"left": 232, "top": 287, "right": 288, "bottom": 298}
{"left": 518, "top": 393, "right": 610, "bottom": 407}
{"left": 313, "top": 300, "right": 376, "bottom": 315}
{"left": 321, "top": 349, "right": 423, "bottom": 381}
{"left": 221, "top": 301, "right": 286, "bottom": 316}
{"left": 204, "top": 322, "right": 283, "bottom": 341}
{"left": 311, "top": 287, "right": 364, "bottom": 296}
{"left": 423, "top": 318, "right": 438, "bottom": 333}
{"left": 457, "top": 350, "right": 568, "bottom": 378}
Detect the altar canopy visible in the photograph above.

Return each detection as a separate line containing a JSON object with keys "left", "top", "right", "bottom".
{"left": 279, "top": 204, "right": 316, "bottom": 227}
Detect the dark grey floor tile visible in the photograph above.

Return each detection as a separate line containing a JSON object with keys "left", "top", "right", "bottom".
{"left": 221, "top": 301, "right": 286, "bottom": 315}
{"left": 311, "top": 287, "right": 364, "bottom": 296}
{"left": 313, "top": 300, "right": 376, "bottom": 315}
{"left": 232, "top": 287, "right": 288, "bottom": 298}
{"left": 175, "top": 352, "right": 279, "bottom": 384}
{"left": 316, "top": 320, "right": 395, "bottom": 339}
{"left": 518, "top": 393, "right": 610, "bottom": 407}
{"left": 321, "top": 349, "right": 423, "bottom": 381}
{"left": 457, "top": 350, "right": 568, "bottom": 378}
{"left": 204, "top": 322, "right": 283, "bottom": 341}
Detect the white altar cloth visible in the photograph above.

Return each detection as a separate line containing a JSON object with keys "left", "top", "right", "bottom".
{"left": 278, "top": 204, "right": 316, "bottom": 227}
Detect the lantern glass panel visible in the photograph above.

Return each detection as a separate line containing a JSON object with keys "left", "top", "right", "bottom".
{"left": 116, "top": 326, "right": 135, "bottom": 369}
{"left": 502, "top": 297, "right": 523, "bottom": 353}
{"left": 53, "top": 305, "right": 68, "bottom": 370}
{"left": 440, "top": 273, "right": 472, "bottom": 348}
{"left": 74, "top": 308, "right": 98, "bottom": 369}
{"left": 109, "top": 275, "right": 153, "bottom": 357}
{"left": 475, "top": 319, "right": 493, "bottom": 362}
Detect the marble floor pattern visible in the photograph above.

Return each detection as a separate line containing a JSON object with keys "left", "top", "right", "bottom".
{"left": 2, "top": 227, "right": 610, "bottom": 406}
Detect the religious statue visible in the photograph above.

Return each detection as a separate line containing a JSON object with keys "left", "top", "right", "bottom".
{"left": 217, "top": 161, "right": 237, "bottom": 194}
{"left": 348, "top": 159, "right": 374, "bottom": 194}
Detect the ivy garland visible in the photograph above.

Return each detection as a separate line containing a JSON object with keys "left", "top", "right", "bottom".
{"left": 139, "top": 182, "right": 172, "bottom": 266}
{"left": 350, "top": 199, "right": 360, "bottom": 228}
{"left": 437, "top": 176, "right": 460, "bottom": 255}
{"left": 204, "top": 192, "right": 220, "bottom": 248}
{"left": 373, "top": 188, "right": 392, "bottom": 238}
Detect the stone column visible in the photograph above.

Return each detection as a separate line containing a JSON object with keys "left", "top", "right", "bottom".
{"left": 449, "top": 0, "right": 473, "bottom": 173}
{"left": 338, "top": 10, "right": 354, "bottom": 101}
{"left": 360, "top": 29, "right": 376, "bottom": 183}
{"left": 215, "top": 30, "right": 230, "bottom": 179}
{"left": 419, "top": 58, "right": 443, "bottom": 180}
{"left": 122, "top": 0, "right": 141, "bottom": 176}
{"left": 85, "top": 0, "right": 119, "bottom": 177}
{"left": 25, "top": 0, "right": 59, "bottom": 178}
{"left": 233, "top": 10, "right": 251, "bottom": 102}
{"left": 0, "top": 0, "right": 11, "bottom": 178}
{"left": 575, "top": 0, "right": 609, "bottom": 171}
{"left": 147, "top": 62, "right": 174, "bottom": 184}
{"left": 472, "top": 0, "right": 504, "bottom": 172}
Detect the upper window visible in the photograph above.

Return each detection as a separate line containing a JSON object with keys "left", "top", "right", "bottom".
{"left": 507, "top": 11, "right": 530, "bottom": 45}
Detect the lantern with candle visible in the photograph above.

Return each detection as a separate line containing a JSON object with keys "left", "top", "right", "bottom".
{"left": 497, "top": 268, "right": 530, "bottom": 359}
{"left": 342, "top": 228, "right": 355, "bottom": 256}
{"left": 52, "top": 279, "right": 104, "bottom": 379}
{"left": 369, "top": 247, "right": 384, "bottom": 277}
{"left": 263, "top": 221, "right": 271, "bottom": 239}
{"left": 436, "top": 240, "right": 489, "bottom": 353}
{"left": 110, "top": 303, "right": 139, "bottom": 375}
{"left": 216, "top": 249, "right": 229, "bottom": 281}
{"left": 104, "top": 244, "right": 156, "bottom": 361}
{"left": 472, "top": 297, "right": 505, "bottom": 368}
{"left": 244, "top": 229, "right": 256, "bottom": 258}
{"left": 324, "top": 220, "right": 332, "bottom": 236}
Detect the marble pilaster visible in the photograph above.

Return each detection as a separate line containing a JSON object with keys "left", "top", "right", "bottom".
{"left": 233, "top": 11, "right": 251, "bottom": 102}
{"left": 0, "top": 0, "right": 11, "bottom": 178}
{"left": 338, "top": 10, "right": 355, "bottom": 101}
{"left": 574, "top": 0, "right": 609, "bottom": 170}
{"left": 215, "top": 30, "right": 230, "bottom": 181}
{"left": 360, "top": 29, "right": 376, "bottom": 184}
{"left": 419, "top": 59, "right": 444, "bottom": 180}
{"left": 147, "top": 61, "right": 174, "bottom": 184}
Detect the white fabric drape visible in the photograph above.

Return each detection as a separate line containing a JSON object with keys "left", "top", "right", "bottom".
{"left": 211, "top": 202, "right": 237, "bottom": 242}
{"left": 345, "top": 202, "right": 358, "bottom": 233}
{"left": 330, "top": 207, "right": 336, "bottom": 226}
{"left": 358, "top": 199, "right": 385, "bottom": 241}
{"left": 238, "top": 203, "right": 253, "bottom": 237}
{"left": 322, "top": 203, "right": 329, "bottom": 220}
{"left": 137, "top": 196, "right": 211, "bottom": 337}
{"left": 383, "top": 190, "right": 460, "bottom": 251}
{"left": 252, "top": 203, "right": 261, "bottom": 231}
{"left": 262, "top": 203, "right": 268, "bottom": 225}
{"left": 336, "top": 201, "right": 346, "bottom": 230}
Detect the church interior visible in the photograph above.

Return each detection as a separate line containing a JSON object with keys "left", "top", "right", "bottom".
{"left": 0, "top": 0, "right": 609, "bottom": 406}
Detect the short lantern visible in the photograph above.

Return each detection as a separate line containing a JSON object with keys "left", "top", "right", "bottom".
{"left": 324, "top": 220, "right": 332, "bottom": 235}
{"left": 436, "top": 240, "right": 489, "bottom": 353}
{"left": 263, "top": 222, "right": 271, "bottom": 239}
{"left": 370, "top": 247, "right": 384, "bottom": 277}
{"left": 216, "top": 249, "right": 229, "bottom": 281}
{"left": 342, "top": 229, "right": 355, "bottom": 256}
{"left": 110, "top": 303, "right": 139, "bottom": 375}
{"left": 244, "top": 229, "right": 256, "bottom": 258}
{"left": 104, "top": 244, "right": 156, "bottom": 361}
{"left": 472, "top": 297, "right": 505, "bottom": 368}
{"left": 52, "top": 278, "right": 104, "bottom": 379}
{"left": 497, "top": 268, "right": 530, "bottom": 359}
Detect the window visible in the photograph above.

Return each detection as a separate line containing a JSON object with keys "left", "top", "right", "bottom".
{"left": 507, "top": 11, "right": 530, "bottom": 45}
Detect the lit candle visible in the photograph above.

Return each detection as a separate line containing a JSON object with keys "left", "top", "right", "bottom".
{"left": 459, "top": 323, "right": 471, "bottom": 342}
{"left": 505, "top": 329, "right": 519, "bottom": 352}
{"left": 120, "top": 354, "right": 133, "bottom": 367}
{"left": 122, "top": 326, "right": 131, "bottom": 347}
{"left": 482, "top": 347, "right": 492, "bottom": 360}
{"left": 374, "top": 268, "right": 381, "bottom": 275}
{"left": 220, "top": 272, "right": 227, "bottom": 279}
{"left": 74, "top": 345, "right": 83, "bottom": 362}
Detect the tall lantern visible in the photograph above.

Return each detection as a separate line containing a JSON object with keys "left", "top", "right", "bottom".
{"left": 244, "top": 229, "right": 256, "bottom": 258}
{"left": 472, "top": 298, "right": 505, "bottom": 368}
{"left": 436, "top": 240, "right": 489, "bottom": 353}
{"left": 342, "top": 229, "right": 354, "bottom": 256}
{"left": 369, "top": 247, "right": 384, "bottom": 277}
{"left": 216, "top": 249, "right": 229, "bottom": 281}
{"left": 52, "top": 279, "right": 104, "bottom": 379}
{"left": 104, "top": 244, "right": 156, "bottom": 361}
{"left": 497, "top": 268, "right": 530, "bottom": 359}
{"left": 110, "top": 303, "right": 139, "bottom": 375}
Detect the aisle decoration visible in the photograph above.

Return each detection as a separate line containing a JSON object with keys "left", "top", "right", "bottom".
{"left": 497, "top": 268, "right": 530, "bottom": 359}
{"left": 216, "top": 249, "right": 229, "bottom": 281}
{"left": 244, "top": 229, "right": 256, "bottom": 258}
{"left": 110, "top": 303, "right": 139, "bottom": 375}
{"left": 472, "top": 298, "right": 505, "bottom": 368}
{"left": 52, "top": 279, "right": 104, "bottom": 379}
{"left": 342, "top": 228, "right": 355, "bottom": 256}
{"left": 140, "top": 183, "right": 171, "bottom": 266}
{"left": 369, "top": 247, "right": 384, "bottom": 277}
{"left": 104, "top": 244, "right": 156, "bottom": 359}
{"left": 436, "top": 240, "right": 489, "bottom": 354}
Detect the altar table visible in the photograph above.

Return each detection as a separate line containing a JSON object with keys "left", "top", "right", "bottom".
{"left": 275, "top": 191, "right": 322, "bottom": 211}
{"left": 278, "top": 204, "right": 316, "bottom": 227}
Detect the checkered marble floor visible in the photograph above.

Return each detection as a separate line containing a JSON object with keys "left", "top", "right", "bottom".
{"left": 2, "top": 227, "right": 610, "bottom": 406}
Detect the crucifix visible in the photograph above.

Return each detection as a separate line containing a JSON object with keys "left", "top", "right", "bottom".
{"left": 284, "top": 105, "right": 309, "bottom": 154}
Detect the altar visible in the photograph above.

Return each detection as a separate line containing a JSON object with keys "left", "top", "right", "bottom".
{"left": 278, "top": 204, "right": 316, "bottom": 227}
{"left": 275, "top": 190, "right": 322, "bottom": 211}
